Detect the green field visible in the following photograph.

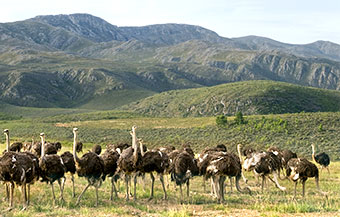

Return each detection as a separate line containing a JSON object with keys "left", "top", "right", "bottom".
{"left": 1, "top": 110, "right": 340, "bottom": 216}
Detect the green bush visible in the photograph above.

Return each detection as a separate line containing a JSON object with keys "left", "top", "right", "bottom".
{"left": 235, "top": 111, "right": 245, "bottom": 124}
{"left": 216, "top": 115, "right": 228, "bottom": 127}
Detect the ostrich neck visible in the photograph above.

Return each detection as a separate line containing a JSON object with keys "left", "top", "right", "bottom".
{"left": 311, "top": 145, "right": 316, "bottom": 162}
{"left": 132, "top": 130, "right": 138, "bottom": 162}
{"left": 73, "top": 132, "right": 80, "bottom": 163}
{"left": 5, "top": 133, "right": 9, "bottom": 152}
{"left": 41, "top": 136, "right": 45, "bottom": 159}
{"left": 237, "top": 144, "right": 243, "bottom": 164}
{"left": 139, "top": 141, "right": 145, "bottom": 157}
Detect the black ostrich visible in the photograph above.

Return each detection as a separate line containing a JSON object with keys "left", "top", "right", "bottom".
{"left": 267, "top": 147, "right": 297, "bottom": 179}
{"left": 311, "top": 144, "right": 330, "bottom": 174}
{"left": 72, "top": 128, "right": 104, "bottom": 206}
{"left": 242, "top": 148, "right": 286, "bottom": 192}
{"left": 0, "top": 129, "right": 39, "bottom": 211}
{"left": 169, "top": 147, "right": 199, "bottom": 202}
{"left": 286, "top": 158, "right": 327, "bottom": 198}
{"left": 137, "top": 139, "right": 169, "bottom": 200}
{"left": 39, "top": 133, "right": 66, "bottom": 204}
{"left": 9, "top": 142, "right": 23, "bottom": 152}
{"left": 60, "top": 151, "right": 76, "bottom": 197}
{"left": 100, "top": 146, "right": 120, "bottom": 200}
{"left": 205, "top": 152, "right": 251, "bottom": 203}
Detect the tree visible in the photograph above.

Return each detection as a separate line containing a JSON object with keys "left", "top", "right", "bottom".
{"left": 216, "top": 115, "right": 228, "bottom": 128}
{"left": 235, "top": 111, "right": 245, "bottom": 125}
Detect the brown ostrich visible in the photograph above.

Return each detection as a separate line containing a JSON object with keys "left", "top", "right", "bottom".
{"left": 72, "top": 128, "right": 104, "bottom": 206}
{"left": 137, "top": 139, "right": 169, "bottom": 200}
{"left": 60, "top": 151, "right": 76, "bottom": 197}
{"left": 100, "top": 146, "right": 120, "bottom": 200}
{"left": 205, "top": 152, "right": 251, "bottom": 203}
{"left": 169, "top": 146, "right": 199, "bottom": 202}
{"left": 117, "top": 126, "right": 144, "bottom": 201}
{"left": 286, "top": 158, "right": 327, "bottom": 198}
{"left": 0, "top": 129, "right": 39, "bottom": 211}
{"left": 242, "top": 147, "right": 286, "bottom": 193}
{"left": 39, "top": 133, "right": 66, "bottom": 204}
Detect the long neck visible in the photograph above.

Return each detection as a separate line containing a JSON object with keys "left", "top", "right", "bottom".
{"left": 311, "top": 144, "right": 316, "bottom": 162}
{"left": 5, "top": 133, "right": 9, "bottom": 152}
{"left": 139, "top": 141, "right": 145, "bottom": 157}
{"left": 237, "top": 144, "right": 243, "bottom": 164}
{"left": 132, "top": 129, "right": 138, "bottom": 162}
{"left": 73, "top": 132, "right": 79, "bottom": 163}
{"left": 41, "top": 136, "right": 45, "bottom": 159}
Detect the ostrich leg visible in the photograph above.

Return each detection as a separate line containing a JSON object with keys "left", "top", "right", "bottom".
{"left": 8, "top": 182, "right": 14, "bottom": 210}
{"left": 71, "top": 174, "right": 75, "bottom": 198}
{"left": 21, "top": 183, "right": 27, "bottom": 211}
{"left": 76, "top": 183, "right": 91, "bottom": 206}
{"left": 293, "top": 182, "right": 297, "bottom": 199}
{"left": 133, "top": 173, "right": 137, "bottom": 201}
{"left": 5, "top": 183, "right": 9, "bottom": 202}
{"left": 95, "top": 185, "right": 99, "bottom": 207}
{"left": 27, "top": 184, "right": 31, "bottom": 206}
{"left": 51, "top": 183, "right": 56, "bottom": 204}
{"left": 110, "top": 176, "right": 118, "bottom": 200}
{"left": 186, "top": 179, "right": 190, "bottom": 198}
{"left": 57, "top": 178, "right": 65, "bottom": 202}
{"left": 179, "top": 184, "right": 183, "bottom": 203}
{"left": 160, "top": 174, "right": 167, "bottom": 200}
{"left": 229, "top": 177, "right": 233, "bottom": 194}
{"left": 272, "top": 171, "right": 286, "bottom": 191}
{"left": 261, "top": 176, "right": 265, "bottom": 193}
{"left": 149, "top": 173, "right": 155, "bottom": 200}
{"left": 220, "top": 176, "right": 226, "bottom": 203}
{"left": 302, "top": 180, "right": 306, "bottom": 197}
{"left": 125, "top": 174, "right": 129, "bottom": 201}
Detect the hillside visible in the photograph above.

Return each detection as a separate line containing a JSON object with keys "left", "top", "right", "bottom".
{"left": 1, "top": 13, "right": 340, "bottom": 110}
{"left": 125, "top": 80, "right": 340, "bottom": 117}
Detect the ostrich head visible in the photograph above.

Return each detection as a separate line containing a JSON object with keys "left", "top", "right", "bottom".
{"left": 73, "top": 128, "right": 78, "bottom": 133}
{"left": 3, "top": 129, "right": 9, "bottom": 135}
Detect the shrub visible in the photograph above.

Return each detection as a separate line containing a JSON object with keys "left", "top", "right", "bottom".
{"left": 235, "top": 111, "right": 245, "bottom": 124}
{"left": 216, "top": 115, "right": 228, "bottom": 127}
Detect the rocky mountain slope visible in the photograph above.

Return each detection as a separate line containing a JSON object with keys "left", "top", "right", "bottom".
{"left": 0, "top": 13, "right": 340, "bottom": 111}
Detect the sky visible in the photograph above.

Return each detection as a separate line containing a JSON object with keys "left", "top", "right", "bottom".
{"left": 1, "top": 0, "right": 340, "bottom": 45}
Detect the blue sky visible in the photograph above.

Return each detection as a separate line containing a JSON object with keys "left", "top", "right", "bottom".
{"left": 1, "top": 0, "right": 339, "bottom": 44}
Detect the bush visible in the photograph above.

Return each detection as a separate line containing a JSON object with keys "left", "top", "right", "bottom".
{"left": 235, "top": 111, "right": 245, "bottom": 124}
{"left": 216, "top": 115, "right": 228, "bottom": 127}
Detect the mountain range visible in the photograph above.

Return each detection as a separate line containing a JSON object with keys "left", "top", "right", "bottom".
{"left": 1, "top": 13, "right": 340, "bottom": 115}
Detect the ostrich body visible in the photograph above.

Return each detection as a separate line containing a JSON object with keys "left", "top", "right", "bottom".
{"left": 0, "top": 129, "right": 39, "bottom": 210}
{"left": 169, "top": 147, "right": 199, "bottom": 202}
{"left": 205, "top": 152, "right": 251, "bottom": 203}
{"left": 311, "top": 144, "right": 330, "bottom": 174}
{"left": 137, "top": 140, "right": 169, "bottom": 200}
{"left": 286, "top": 158, "right": 326, "bottom": 198}
{"left": 39, "top": 133, "right": 66, "bottom": 204}
{"left": 60, "top": 151, "right": 76, "bottom": 197}
{"left": 243, "top": 150, "right": 286, "bottom": 192}
{"left": 101, "top": 147, "right": 120, "bottom": 200}
{"left": 72, "top": 128, "right": 104, "bottom": 206}
{"left": 9, "top": 142, "right": 23, "bottom": 152}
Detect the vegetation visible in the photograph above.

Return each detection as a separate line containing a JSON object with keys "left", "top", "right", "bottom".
{"left": 125, "top": 80, "right": 340, "bottom": 117}
{"left": 215, "top": 114, "right": 228, "bottom": 128}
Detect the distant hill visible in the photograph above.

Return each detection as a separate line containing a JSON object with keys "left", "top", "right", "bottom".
{"left": 1, "top": 13, "right": 340, "bottom": 110}
{"left": 124, "top": 80, "right": 340, "bottom": 117}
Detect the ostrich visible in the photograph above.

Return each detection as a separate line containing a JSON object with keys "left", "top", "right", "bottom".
{"left": 137, "top": 139, "right": 169, "bottom": 200}
{"left": 39, "top": 133, "right": 66, "bottom": 204}
{"left": 117, "top": 126, "right": 143, "bottom": 201}
{"left": 311, "top": 144, "right": 330, "bottom": 174}
{"left": 0, "top": 129, "right": 38, "bottom": 210}
{"left": 100, "top": 146, "right": 120, "bottom": 200}
{"left": 169, "top": 147, "right": 199, "bottom": 202}
{"left": 242, "top": 147, "right": 286, "bottom": 192}
{"left": 206, "top": 152, "right": 251, "bottom": 203}
{"left": 60, "top": 151, "right": 76, "bottom": 197}
{"left": 198, "top": 144, "right": 227, "bottom": 194}
{"left": 72, "top": 128, "right": 104, "bottom": 206}
{"left": 9, "top": 142, "right": 23, "bottom": 152}
{"left": 286, "top": 158, "right": 327, "bottom": 198}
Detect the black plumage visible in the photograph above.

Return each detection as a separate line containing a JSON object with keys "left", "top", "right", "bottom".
{"left": 76, "top": 142, "right": 83, "bottom": 153}
{"left": 60, "top": 151, "right": 76, "bottom": 197}
{"left": 92, "top": 144, "right": 102, "bottom": 155}
{"left": 101, "top": 148, "right": 120, "bottom": 200}
{"left": 9, "top": 142, "right": 23, "bottom": 152}
{"left": 72, "top": 128, "right": 104, "bottom": 206}
{"left": 311, "top": 144, "right": 330, "bottom": 174}
{"left": 39, "top": 133, "right": 66, "bottom": 203}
